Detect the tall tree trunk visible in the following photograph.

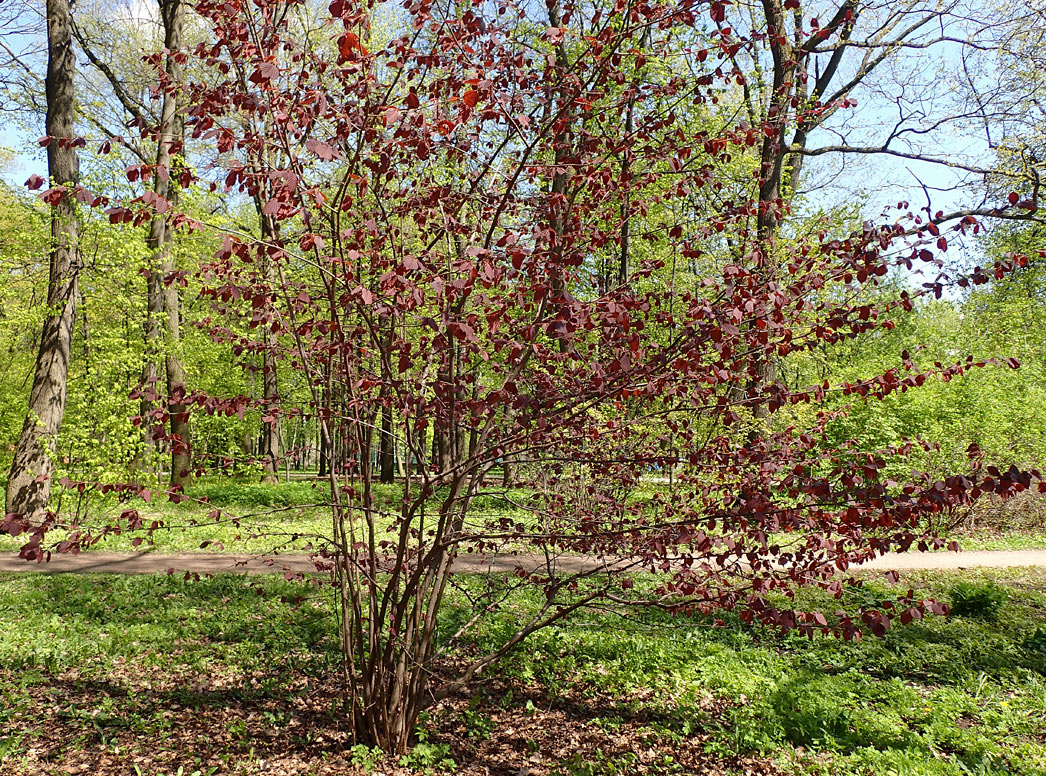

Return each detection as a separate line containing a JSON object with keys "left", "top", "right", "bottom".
{"left": 165, "top": 277, "right": 191, "bottom": 487}
{"left": 395, "top": 421, "right": 406, "bottom": 478}
{"left": 756, "top": 0, "right": 797, "bottom": 244}
{"left": 318, "top": 420, "right": 329, "bottom": 477}
{"left": 141, "top": 0, "right": 191, "bottom": 487}
{"left": 546, "top": 0, "right": 571, "bottom": 300}
{"left": 260, "top": 342, "right": 281, "bottom": 484}
{"left": 617, "top": 30, "right": 649, "bottom": 287}
{"left": 5, "top": 0, "right": 81, "bottom": 521}
{"left": 745, "top": 0, "right": 799, "bottom": 418}
{"left": 140, "top": 267, "right": 164, "bottom": 454}
{"left": 379, "top": 318, "right": 395, "bottom": 485}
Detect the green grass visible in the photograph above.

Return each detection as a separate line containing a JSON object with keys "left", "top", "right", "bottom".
{"left": 5, "top": 478, "right": 1045, "bottom": 557}
{"left": 0, "top": 572, "right": 338, "bottom": 676}
{"left": 482, "top": 570, "right": 1046, "bottom": 775}
{"left": 0, "top": 568, "right": 1044, "bottom": 774}
{"left": 487, "top": 568, "right": 1046, "bottom": 775}
{"left": 946, "top": 531, "right": 1046, "bottom": 552}
{"left": 0, "top": 478, "right": 538, "bottom": 555}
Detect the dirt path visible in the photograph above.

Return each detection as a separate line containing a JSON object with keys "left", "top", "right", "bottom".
{"left": 0, "top": 548, "right": 1044, "bottom": 576}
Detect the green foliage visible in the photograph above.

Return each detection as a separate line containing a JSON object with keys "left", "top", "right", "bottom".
{"left": 0, "top": 186, "right": 50, "bottom": 475}
{"left": 550, "top": 751, "right": 638, "bottom": 776}
{"left": 397, "top": 742, "right": 456, "bottom": 773}
{"left": 348, "top": 744, "right": 384, "bottom": 773}
{"left": 461, "top": 706, "right": 497, "bottom": 741}
{"left": 949, "top": 580, "right": 1009, "bottom": 620}
{"left": 457, "top": 570, "right": 1046, "bottom": 775}
{"left": 189, "top": 480, "right": 332, "bottom": 508}
{"left": 399, "top": 717, "right": 456, "bottom": 773}
{"left": 0, "top": 573, "right": 336, "bottom": 676}
{"left": 1023, "top": 626, "right": 1046, "bottom": 655}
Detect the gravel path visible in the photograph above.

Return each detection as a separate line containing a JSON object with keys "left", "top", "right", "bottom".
{"left": 0, "top": 548, "right": 1044, "bottom": 576}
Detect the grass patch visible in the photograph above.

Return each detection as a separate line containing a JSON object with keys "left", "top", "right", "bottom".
{"left": 0, "top": 479, "right": 538, "bottom": 555}
{"left": 464, "top": 568, "right": 1046, "bottom": 775}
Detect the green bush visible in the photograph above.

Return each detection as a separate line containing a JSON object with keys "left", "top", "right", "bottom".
{"left": 1022, "top": 626, "right": 1046, "bottom": 655}
{"left": 948, "top": 580, "right": 1008, "bottom": 620}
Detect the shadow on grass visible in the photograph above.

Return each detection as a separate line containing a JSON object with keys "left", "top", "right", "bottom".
{"left": 0, "top": 572, "right": 340, "bottom": 677}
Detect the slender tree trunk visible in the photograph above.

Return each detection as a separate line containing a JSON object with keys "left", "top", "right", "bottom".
{"left": 395, "top": 423, "right": 406, "bottom": 478}
{"left": 546, "top": 0, "right": 571, "bottom": 300}
{"left": 259, "top": 349, "right": 280, "bottom": 483}
{"left": 755, "top": 0, "right": 796, "bottom": 244}
{"left": 259, "top": 242, "right": 281, "bottom": 483}
{"left": 140, "top": 0, "right": 171, "bottom": 455}
{"left": 164, "top": 279, "right": 191, "bottom": 486}
{"left": 379, "top": 405, "right": 395, "bottom": 484}
{"left": 140, "top": 269, "right": 164, "bottom": 454}
{"left": 5, "top": 0, "right": 81, "bottom": 521}
{"left": 318, "top": 381, "right": 330, "bottom": 477}
{"left": 433, "top": 337, "right": 452, "bottom": 474}
{"left": 500, "top": 405, "right": 516, "bottom": 488}
{"left": 376, "top": 317, "right": 395, "bottom": 484}
{"left": 618, "top": 99, "right": 634, "bottom": 285}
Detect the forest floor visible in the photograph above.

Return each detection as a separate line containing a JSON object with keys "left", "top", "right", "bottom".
{"left": 0, "top": 567, "right": 1044, "bottom": 776}
{"left": 1, "top": 547, "right": 1045, "bottom": 576}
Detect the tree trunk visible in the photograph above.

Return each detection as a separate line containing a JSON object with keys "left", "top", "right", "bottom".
{"left": 745, "top": 0, "right": 798, "bottom": 418}
{"left": 140, "top": 0, "right": 191, "bottom": 487}
{"left": 318, "top": 429, "right": 329, "bottom": 477}
{"left": 140, "top": 267, "right": 164, "bottom": 454}
{"left": 5, "top": 0, "right": 81, "bottom": 521}
{"left": 259, "top": 246, "right": 281, "bottom": 484}
{"left": 500, "top": 405, "right": 516, "bottom": 488}
{"left": 755, "top": 0, "right": 796, "bottom": 243}
{"left": 165, "top": 280, "right": 191, "bottom": 487}
{"left": 546, "top": 0, "right": 571, "bottom": 299}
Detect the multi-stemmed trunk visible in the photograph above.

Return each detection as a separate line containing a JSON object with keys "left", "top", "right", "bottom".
{"left": 5, "top": 0, "right": 81, "bottom": 521}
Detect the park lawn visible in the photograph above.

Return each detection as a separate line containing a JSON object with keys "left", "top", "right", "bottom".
{"left": 0, "top": 568, "right": 1044, "bottom": 775}
{"left": 2, "top": 478, "right": 1044, "bottom": 557}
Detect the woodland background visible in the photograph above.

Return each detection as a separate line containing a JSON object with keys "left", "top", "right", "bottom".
{"left": 1, "top": 0, "right": 1044, "bottom": 516}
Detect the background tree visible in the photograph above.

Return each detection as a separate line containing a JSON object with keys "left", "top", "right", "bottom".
{"left": 139, "top": 0, "right": 192, "bottom": 488}
{"left": 5, "top": 0, "right": 82, "bottom": 522}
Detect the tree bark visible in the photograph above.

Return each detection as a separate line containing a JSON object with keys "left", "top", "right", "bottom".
{"left": 379, "top": 405, "right": 395, "bottom": 484}
{"left": 756, "top": 0, "right": 797, "bottom": 243}
{"left": 546, "top": 0, "right": 571, "bottom": 297}
{"left": 140, "top": 0, "right": 191, "bottom": 487}
{"left": 500, "top": 405, "right": 516, "bottom": 488}
{"left": 5, "top": 0, "right": 81, "bottom": 520}
{"left": 165, "top": 274, "right": 191, "bottom": 487}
